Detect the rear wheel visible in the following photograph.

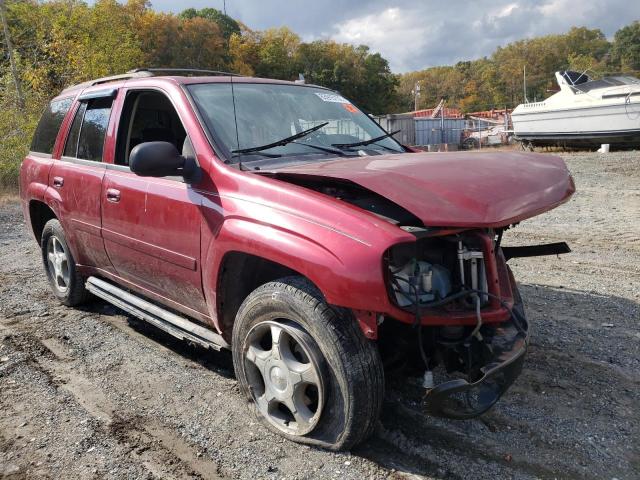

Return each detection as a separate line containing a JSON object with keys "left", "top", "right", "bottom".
{"left": 41, "top": 219, "right": 89, "bottom": 306}
{"left": 232, "top": 276, "right": 384, "bottom": 450}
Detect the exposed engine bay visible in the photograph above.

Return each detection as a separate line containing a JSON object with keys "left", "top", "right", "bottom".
{"left": 381, "top": 230, "right": 529, "bottom": 418}
{"left": 386, "top": 235, "right": 490, "bottom": 310}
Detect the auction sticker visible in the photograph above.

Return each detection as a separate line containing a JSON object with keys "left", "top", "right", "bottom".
{"left": 315, "top": 92, "right": 350, "bottom": 103}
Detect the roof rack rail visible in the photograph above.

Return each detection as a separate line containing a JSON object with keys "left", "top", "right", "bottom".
{"left": 60, "top": 68, "right": 240, "bottom": 95}
{"left": 60, "top": 70, "right": 153, "bottom": 94}
{"left": 90, "top": 71, "right": 154, "bottom": 86}
{"left": 128, "top": 68, "right": 240, "bottom": 77}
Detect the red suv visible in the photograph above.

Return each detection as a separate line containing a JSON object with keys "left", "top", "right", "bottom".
{"left": 20, "top": 68, "right": 574, "bottom": 450}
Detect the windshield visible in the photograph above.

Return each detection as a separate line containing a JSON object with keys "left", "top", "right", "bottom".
{"left": 187, "top": 82, "right": 404, "bottom": 163}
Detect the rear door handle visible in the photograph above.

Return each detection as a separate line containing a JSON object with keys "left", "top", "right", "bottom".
{"left": 106, "top": 188, "right": 121, "bottom": 203}
{"left": 52, "top": 176, "right": 64, "bottom": 188}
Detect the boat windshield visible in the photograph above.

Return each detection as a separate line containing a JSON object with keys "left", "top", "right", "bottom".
{"left": 187, "top": 82, "right": 404, "bottom": 163}
{"left": 573, "top": 75, "right": 640, "bottom": 93}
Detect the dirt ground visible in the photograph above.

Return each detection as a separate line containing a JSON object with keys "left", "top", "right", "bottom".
{"left": 0, "top": 151, "right": 638, "bottom": 480}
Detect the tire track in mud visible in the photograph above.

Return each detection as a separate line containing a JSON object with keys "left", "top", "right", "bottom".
{"left": 0, "top": 318, "right": 225, "bottom": 479}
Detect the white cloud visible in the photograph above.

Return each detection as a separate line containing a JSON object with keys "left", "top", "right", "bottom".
{"left": 331, "top": 7, "right": 431, "bottom": 72}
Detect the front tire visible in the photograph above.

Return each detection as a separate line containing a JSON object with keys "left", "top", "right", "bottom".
{"left": 41, "top": 219, "right": 89, "bottom": 306}
{"left": 232, "top": 276, "right": 384, "bottom": 450}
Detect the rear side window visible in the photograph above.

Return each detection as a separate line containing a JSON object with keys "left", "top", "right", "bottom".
{"left": 63, "top": 97, "right": 113, "bottom": 162}
{"left": 30, "top": 98, "right": 73, "bottom": 154}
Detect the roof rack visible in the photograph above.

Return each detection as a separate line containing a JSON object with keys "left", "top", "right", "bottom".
{"left": 60, "top": 68, "right": 240, "bottom": 95}
{"left": 128, "top": 68, "right": 240, "bottom": 77}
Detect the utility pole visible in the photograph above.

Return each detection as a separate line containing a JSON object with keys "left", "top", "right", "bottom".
{"left": 0, "top": 0, "right": 24, "bottom": 110}
{"left": 223, "top": 0, "right": 227, "bottom": 15}
{"left": 413, "top": 81, "right": 421, "bottom": 111}
{"left": 523, "top": 64, "right": 528, "bottom": 104}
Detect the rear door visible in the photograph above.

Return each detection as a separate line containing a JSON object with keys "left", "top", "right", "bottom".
{"left": 48, "top": 93, "right": 115, "bottom": 270}
{"left": 100, "top": 88, "right": 208, "bottom": 315}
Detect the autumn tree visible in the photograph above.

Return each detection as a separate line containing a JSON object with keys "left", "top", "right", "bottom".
{"left": 135, "top": 11, "right": 227, "bottom": 69}
{"left": 611, "top": 21, "right": 640, "bottom": 72}
{"left": 179, "top": 7, "right": 240, "bottom": 41}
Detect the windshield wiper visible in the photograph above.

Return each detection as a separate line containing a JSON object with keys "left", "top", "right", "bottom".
{"left": 232, "top": 122, "right": 329, "bottom": 155}
{"left": 290, "top": 141, "right": 350, "bottom": 156}
{"left": 331, "top": 129, "right": 401, "bottom": 149}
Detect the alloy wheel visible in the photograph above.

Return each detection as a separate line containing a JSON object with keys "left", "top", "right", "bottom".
{"left": 46, "top": 236, "right": 70, "bottom": 294}
{"left": 243, "top": 320, "right": 325, "bottom": 436}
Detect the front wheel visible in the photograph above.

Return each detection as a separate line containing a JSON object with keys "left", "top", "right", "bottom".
{"left": 232, "top": 276, "right": 384, "bottom": 450}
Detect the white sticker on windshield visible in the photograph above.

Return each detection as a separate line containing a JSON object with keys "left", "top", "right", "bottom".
{"left": 314, "top": 92, "right": 350, "bottom": 103}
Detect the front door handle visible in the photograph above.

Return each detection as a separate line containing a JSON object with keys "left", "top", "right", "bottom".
{"left": 106, "top": 188, "right": 121, "bottom": 203}
{"left": 52, "top": 176, "right": 64, "bottom": 188}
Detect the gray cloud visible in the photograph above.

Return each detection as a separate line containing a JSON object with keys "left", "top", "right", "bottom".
{"left": 148, "top": 0, "right": 640, "bottom": 72}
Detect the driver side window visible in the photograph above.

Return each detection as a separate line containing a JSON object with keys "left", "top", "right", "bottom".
{"left": 115, "top": 90, "right": 189, "bottom": 168}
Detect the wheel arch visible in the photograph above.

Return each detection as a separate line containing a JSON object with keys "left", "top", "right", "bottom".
{"left": 28, "top": 200, "right": 57, "bottom": 242}
{"left": 214, "top": 251, "right": 321, "bottom": 342}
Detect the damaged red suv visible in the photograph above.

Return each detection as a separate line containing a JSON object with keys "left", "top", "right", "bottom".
{"left": 20, "top": 69, "right": 575, "bottom": 450}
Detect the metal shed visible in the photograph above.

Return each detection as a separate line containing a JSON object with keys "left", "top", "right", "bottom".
{"left": 373, "top": 113, "right": 415, "bottom": 146}
{"left": 414, "top": 118, "right": 467, "bottom": 147}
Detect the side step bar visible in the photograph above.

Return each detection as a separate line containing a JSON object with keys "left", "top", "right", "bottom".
{"left": 86, "top": 276, "right": 229, "bottom": 351}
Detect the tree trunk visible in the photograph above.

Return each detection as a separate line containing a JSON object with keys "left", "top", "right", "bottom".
{"left": 0, "top": 0, "right": 25, "bottom": 110}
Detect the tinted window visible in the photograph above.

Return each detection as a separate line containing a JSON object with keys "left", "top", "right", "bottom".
{"left": 63, "top": 103, "right": 86, "bottom": 158}
{"left": 30, "top": 98, "right": 73, "bottom": 154}
{"left": 63, "top": 97, "right": 113, "bottom": 162}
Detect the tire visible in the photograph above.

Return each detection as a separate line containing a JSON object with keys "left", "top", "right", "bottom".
{"left": 232, "top": 276, "right": 384, "bottom": 451}
{"left": 463, "top": 137, "right": 479, "bottom": 150}
{"left": 41, "top": 219, "right": 89, "bottom": 306}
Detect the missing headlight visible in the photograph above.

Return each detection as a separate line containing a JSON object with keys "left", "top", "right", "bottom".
{"left": 386, "top": 234, "right": 490, "bottom": 310}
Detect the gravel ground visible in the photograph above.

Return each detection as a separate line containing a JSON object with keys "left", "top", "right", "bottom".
{"left": 0, "top": 151, "right": 638, "bottom": 480}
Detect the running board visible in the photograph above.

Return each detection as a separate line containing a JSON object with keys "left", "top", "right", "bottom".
{"left": 86, "top": 276, "right": 229, "bottom": 351}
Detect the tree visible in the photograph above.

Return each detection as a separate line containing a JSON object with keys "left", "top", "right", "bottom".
{"left": 136, "top": 12, "right": 226, "bottom": 69}
{"left": 179, "top": 7, "right": 240, "bottom": 41}
{"left": 0, "top": 0, "right": 23, "bottom": 109}
{"left": 611, "top": 21, "right": 640, "bottom": 72}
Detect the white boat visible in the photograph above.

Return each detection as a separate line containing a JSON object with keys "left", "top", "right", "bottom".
{"left": 511, "top": 71, "right": 640, "bottom": 147}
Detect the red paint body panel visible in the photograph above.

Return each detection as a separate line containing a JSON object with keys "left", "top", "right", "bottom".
{"left": 53, "top": 162, "right": 111, "bottom": 269}
{"left": 20, "top": 75, "right": 575, "bottom": 339}
{"left": 269, "top": 151, "right": 575, "bottom": 228}
{"left": 100, "top": 172, "right": 208, "bottom": 313}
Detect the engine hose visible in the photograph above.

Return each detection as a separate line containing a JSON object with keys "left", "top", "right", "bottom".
{"left": 391, "top": 273, "right": 525, "bottom": 349}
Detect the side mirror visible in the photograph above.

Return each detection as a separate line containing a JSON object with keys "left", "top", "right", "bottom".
{"left": 129, "top": 141, "right": 199, "bottom": 183}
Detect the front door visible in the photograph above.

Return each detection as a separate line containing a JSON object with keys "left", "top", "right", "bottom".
{"left": 100, "top": 89, "right": 207, "bottom": 315}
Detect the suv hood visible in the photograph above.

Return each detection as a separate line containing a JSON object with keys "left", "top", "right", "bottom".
{"left": 268, "top": 151, "right": 575, "bottom": 228}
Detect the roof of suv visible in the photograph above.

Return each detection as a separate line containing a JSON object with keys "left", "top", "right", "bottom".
{"left": 59, "top": 68, "right": 322, "bottom": 97}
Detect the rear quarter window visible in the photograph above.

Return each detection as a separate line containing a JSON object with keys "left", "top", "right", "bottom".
{"left": 63, "top": 97, "right": 113, "bottom": 162}
{"left": 30, "top": 98, "right": 74, "bottom": 155}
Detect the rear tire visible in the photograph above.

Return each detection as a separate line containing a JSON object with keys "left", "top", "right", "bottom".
{"left": 41, "top": 219, "right": 89, "bottom": 306}
{"left": 232, "top": 276, "right": 384, "bottom": 450}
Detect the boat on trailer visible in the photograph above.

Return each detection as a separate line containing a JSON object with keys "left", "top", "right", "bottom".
{"left": 512, "top": 71, "right": 640, "bottom": 148}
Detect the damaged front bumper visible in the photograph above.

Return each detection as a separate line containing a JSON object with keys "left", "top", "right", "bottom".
{"left": 424, "top": 302, "right": 529, "bottom": 419}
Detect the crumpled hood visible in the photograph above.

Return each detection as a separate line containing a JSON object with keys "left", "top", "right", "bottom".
{"left": 270, "top": 151, "right": 575, "bottom": 228}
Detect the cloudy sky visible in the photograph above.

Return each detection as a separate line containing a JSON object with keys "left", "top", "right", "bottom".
{"left": 149, "top": 0, "right": 640, "bottom": 72}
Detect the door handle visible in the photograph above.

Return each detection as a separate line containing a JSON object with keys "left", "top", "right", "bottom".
{"left": 52, "top": 176, "right": 64, "bottom": 188}
{"left": 106, "top": 188, "right": 121, "bottom": 203}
